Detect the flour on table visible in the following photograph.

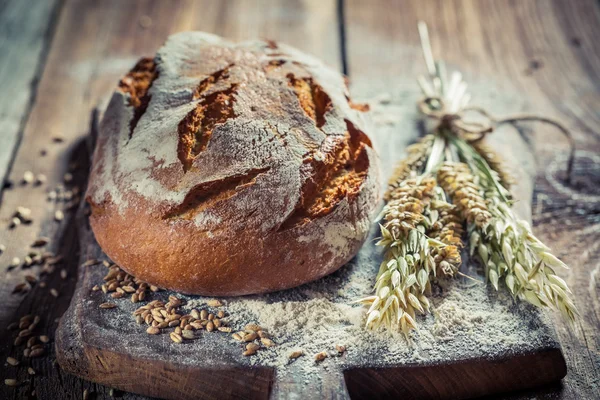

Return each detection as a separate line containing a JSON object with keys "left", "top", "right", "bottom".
{"left": 70, "top": 91, "right": 559, "bottom": 390}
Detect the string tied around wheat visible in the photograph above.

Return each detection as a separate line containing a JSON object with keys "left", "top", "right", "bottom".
{"left": 417, "top": 96, "right": 576, "bottom": 183}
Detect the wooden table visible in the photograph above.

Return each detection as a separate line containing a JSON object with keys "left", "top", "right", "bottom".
{"left": 0, "top": 0, "right": 598, "bottom": 399}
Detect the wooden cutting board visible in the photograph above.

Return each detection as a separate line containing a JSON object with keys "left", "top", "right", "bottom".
{"left": 55, "top": 89, "right": 567, "bottom": 400}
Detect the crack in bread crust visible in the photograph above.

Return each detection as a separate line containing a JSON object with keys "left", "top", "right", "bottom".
{"left": 193, "top": 64, "right": 234, "bottom": 99}
{"left": 277, "top": 119, "right": 371, "bottom": 231}
{"left": 286, "top": 74, "right": 332, "bottom": 129}
{"left": 118, "top": 57, "right": 158, "bottom": 139}
{"left": 177, "top": 85, "right": 238, "bottom": 172}
{"left": 162, "top": 167, "right": 270, "bottom": 220}
{"left": 87, "top": 33, "right": 381, "bottom": 296}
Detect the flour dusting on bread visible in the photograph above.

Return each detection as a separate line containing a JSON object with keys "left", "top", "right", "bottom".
{"left": 86, "top": 32, "right": 380, "bottom": 295}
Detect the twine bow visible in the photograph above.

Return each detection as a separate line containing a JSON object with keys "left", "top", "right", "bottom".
{"left": 417, "top": 96, "right": 576, "bottom": 182}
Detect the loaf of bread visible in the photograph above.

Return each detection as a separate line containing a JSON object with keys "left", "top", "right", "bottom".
{"left": 86, "top": 32, "right": 380, "bottom": 295}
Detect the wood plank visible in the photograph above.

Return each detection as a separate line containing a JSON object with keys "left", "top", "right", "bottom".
{"left": 0, "top": 0, "right": 340, "bottom": 399}
{"left": 344, "top": 1, "right": 600, "bottom": 399}
{"left": 52, "top": 0, "right": 570, "bottom": 396}
{"left": 0, "top": 0, "right": 63, "bottom": 196}
{"left": 1, "top": 0, "right": 598, "bottom": 399}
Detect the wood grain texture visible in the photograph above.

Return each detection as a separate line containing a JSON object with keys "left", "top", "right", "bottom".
{"left": 56, "top": 111, "right": 566, "bottom": 400}
{"left": 345, "top": 0, "right": 600, "bottom": 399}
{"left": 52, "top": 0, "right": 566, "bottom": 396}
{"left": 54, "top": 115, "right": 563, "bottom": 400}
{"left": 0, "top": 0, "right": 599, "bottom": 399}
{"left": 0, "top": 0, "right": 340, "bottom": 399}
{"left": 0, "top": 0, "right": 63, "bottom": 195}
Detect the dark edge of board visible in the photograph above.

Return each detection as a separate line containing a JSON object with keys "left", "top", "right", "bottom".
{"left": 343, "top": 348, "right": 567, "bottom": 400}
{"left": 55, "top": 331, "right": 274, "bottom": 400}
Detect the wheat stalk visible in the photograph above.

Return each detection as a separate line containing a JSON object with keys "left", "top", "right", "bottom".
{"left": 360, "top": 174, "right": 464, "bottom": 336}
{"left": 451, "top": 136, "right": 578, "bottom": 321}
{"left": 385, "top": 134, "right": 435, "bottom": 201}
{"left": 360, "top": 21, "right": 577, "bottom": 336}
{"left": 471, "top": 141, "right": 514, "bottom": 190}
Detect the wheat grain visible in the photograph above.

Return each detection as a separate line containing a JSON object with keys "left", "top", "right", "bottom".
{"left": 451, "top": 136, "right": 577, "bottom": 321}
{"left": 385, "top": 135, "right": 434, "bottom": 200}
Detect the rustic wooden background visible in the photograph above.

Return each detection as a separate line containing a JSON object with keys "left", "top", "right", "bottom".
{"left": 0, "top": 0, "right": 598, "bottom": 399}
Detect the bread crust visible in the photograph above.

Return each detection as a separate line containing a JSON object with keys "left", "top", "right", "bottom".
{"left": 87, "top": 32, "right": 380, "bottom": 295}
